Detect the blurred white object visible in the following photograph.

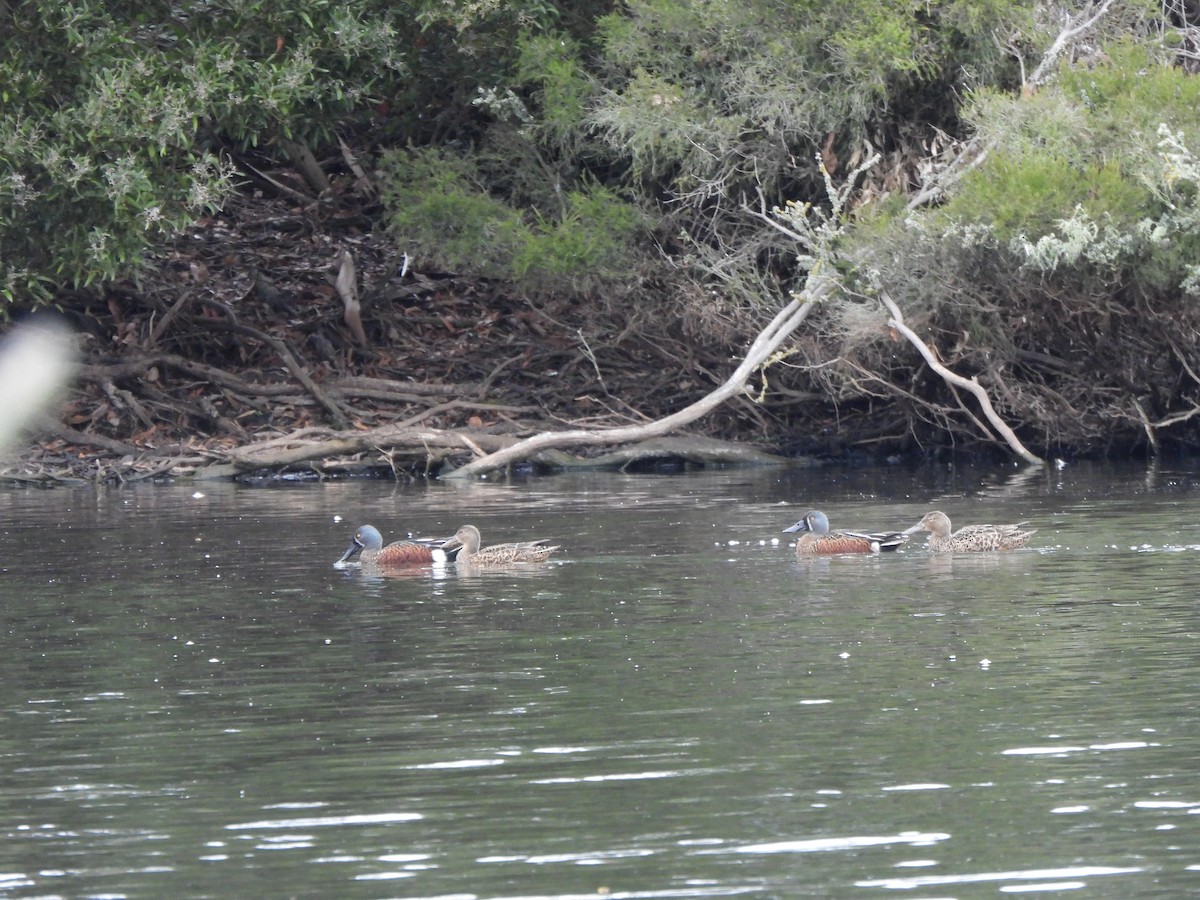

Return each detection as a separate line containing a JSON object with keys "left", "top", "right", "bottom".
{"left": 0, "top": 316, "right": 78, "bottom": 459}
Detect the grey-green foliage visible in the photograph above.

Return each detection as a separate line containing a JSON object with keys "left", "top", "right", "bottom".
{"left": 924, "top": 40, "right": 1200, "bottom": 296}
{"left": 0, "top": 1, "right": 410, "bottom": 303}
{"left": 582, "top": 0, "right": 1034, "bottom": 213}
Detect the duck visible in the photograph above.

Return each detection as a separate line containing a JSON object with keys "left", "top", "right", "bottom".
{"left": 903, "top": 510, "right": 1034, "bottom": 552}
{"left": 336, "top": 524, "right": 454, "bottom": 566}
{"left": 443, "top": 524, "right": 558, "bottom": 565}
{"left": 782, "top": 509, "right": 906, "bottom": 555}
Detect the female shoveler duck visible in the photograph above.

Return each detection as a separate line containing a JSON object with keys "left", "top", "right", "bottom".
{"left": 336, "top": 524, "right": 453, "bottom": 566}
{"left": 903, "top": 510, "right": 1035, "bottom": 552}
{"left": 443, "top": 524, "right": 558, "bottom": 565}
{"left": 783, "top": 509, "right": 906, "bottom": 555}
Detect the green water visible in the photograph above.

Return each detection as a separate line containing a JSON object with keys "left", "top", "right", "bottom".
{"left": 1, "top": 462, "right": 1199, "bottom": 897}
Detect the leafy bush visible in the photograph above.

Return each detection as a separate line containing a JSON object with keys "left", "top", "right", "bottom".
{"left": 584, "top": 0, "right": 1033, "bottom": 208}
{"left": 381, "top": 148, "right": 644, "bottom": 293}
{"left": 380, "top": 149, "right": 530, "bottom": 279}
{"left": 0, "top": 1, "right": 412, "bottom": 303}
{"left": 936, "top": 41, "right": 1200, "bottom": 292}
{"left": 512, "top": 185, "right": 645, "bottom": 291}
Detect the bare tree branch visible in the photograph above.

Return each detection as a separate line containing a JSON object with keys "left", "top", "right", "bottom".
{"left": 908, "top": 0, "right": 1117, "bottom": 210}
{"left": 880, "top": 292, "right": 1045, "bottom": 466}
{"left": 442, "top": 283, "right": 827, "bottom": 478}
{"left": 1028, "top": 0, "right": 1118, "bottom": 86}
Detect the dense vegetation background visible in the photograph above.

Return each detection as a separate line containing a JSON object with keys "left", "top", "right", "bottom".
{"left": 3, "top": 0, "right": 1200, "bottom": 476}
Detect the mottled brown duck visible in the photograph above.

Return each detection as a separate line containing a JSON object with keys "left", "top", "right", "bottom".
{"left": 903, "top": 511, "right": 1035, "bottom": 552}
{"left": 444, "top": 524, "right": 558, "bottom": 565}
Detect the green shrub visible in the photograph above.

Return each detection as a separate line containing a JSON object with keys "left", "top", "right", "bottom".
{"left": 512, "top": 184, "right": 645, "bottom": 290}
{"left": 381, "top": 149, "right": 531, "bottom": 279}
{"left": 513, "top": 33, "right": 597, "bottom": 155}
{"left": 0, "top": 1, "right": 412, "bottom": 303}
{"left": 931, "top": 40, "right": 1200, "bottom": 292}
{"left": 381, "top": 148, "right": 643, "bottom": 293}
{"left": 949, "top": 153, "right": 1152, "bottom": 239}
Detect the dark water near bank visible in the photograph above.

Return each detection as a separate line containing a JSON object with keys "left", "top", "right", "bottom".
{"left": 2, "top": 461, "right": 1200, "bottom": 897}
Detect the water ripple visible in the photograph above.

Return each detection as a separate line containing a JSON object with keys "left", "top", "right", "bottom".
{"left": 386, "top": 889, "right": 758, "bottom": 900}
{"left": 225, "top": 812, "right": 421, "bottom": 830}
{"left": 857, "top": 864, "right": 1142, "bottom": 890}
{"left": 531, "top": 769, "right": 688, "bottom": 784}
{"left": 1003, "top": 741, "right": 1155, "bottom": 756}
{"left": 699, "top": 831, "right": 950, "bottom": 855}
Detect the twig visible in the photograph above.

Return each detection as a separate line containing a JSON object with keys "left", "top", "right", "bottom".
{"left": 337, "top": 134, "right": 376, "bottom": 196}
{"left": 148, "top": 293, "right": 196, "bottom": 347}
{"left": 231, "top": 152, "right": 317, "bottom": 205}
{"left": 1169, "top": 339, "right": 1200, "bottom": 388}
{"left": 458, "top": 432, "right": 487, "bottom": 458}
{"left": 576, "top": 329, "right": 610, "bottom": 396}
{"left": 198, "top": 299, "right": 352, "bottom": 430}
{"left": 1028, "top": 0, "right": 1117, "bottom": 87}
{"left": 1152, "top": 402, "right": 1200, "bottom": 430}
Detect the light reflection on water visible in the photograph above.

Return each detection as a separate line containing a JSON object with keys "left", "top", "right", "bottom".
{"left": 1, "top": 461, "right": 1200, "bottom": 895}
{"left": 857, "top": 863, "right": 1144, "bottom": 891}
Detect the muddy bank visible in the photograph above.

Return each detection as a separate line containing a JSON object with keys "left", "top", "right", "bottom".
{"left": 5, "top": 185, "right": 813, "bottom": 483}
{"left": 4, "top": 178, "right": 1189, "bottom": 484}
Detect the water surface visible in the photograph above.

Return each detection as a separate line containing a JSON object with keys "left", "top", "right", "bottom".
{"left": 2, "top": 461, "right": 1199, "bottom": 897}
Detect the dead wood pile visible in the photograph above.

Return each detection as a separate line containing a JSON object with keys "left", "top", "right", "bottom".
{"left": 8, "top": 187, "right": 791, "bottom": 484}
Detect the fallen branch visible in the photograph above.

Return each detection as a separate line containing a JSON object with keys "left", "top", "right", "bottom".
{"left": 438, "top": 150, "right": 887, "bottom": 479}
{"left": 440, "top": 282, "right": 827, "bottom": 478}
{"left": 36, "top": 414, "right": 141, "bottom": 456}
{"left": 550, "top": 435, "right": 795, "bottom": 470}
{"left": 280, "top": 137, "right": 331, "bottom": 195}
{"left": 225, "top": 424, "right": 521, "bottom": 472}
{"left": 880, "top": 292, "right": 1045, "bottom": 466}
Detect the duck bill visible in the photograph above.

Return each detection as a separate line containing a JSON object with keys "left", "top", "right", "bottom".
{"left": 782, "top": 520, "right": 808, "bottom": 534}
{"left": 901, "top": 523, "right": 926, "bottom": 536}
{"left": 337, "top": 538, "right": 363, "bottom": 563}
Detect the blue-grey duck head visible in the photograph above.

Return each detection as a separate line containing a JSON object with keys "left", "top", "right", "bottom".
{"left": 782, "top": 510, "right": 830, "bottom": 535}
{"left": 337, "top": 524, "right": 383, "bottom": 563}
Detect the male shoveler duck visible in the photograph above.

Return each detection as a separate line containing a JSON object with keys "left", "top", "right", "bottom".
{"left": 783, "top": 509, "right": 906, "bottom": 555}
{"left": 336, "top": 524, "right": 454, "bottom": 566}
{"left": 443, "top": 524, "right": 558, "bottom": 565}
{"left": 903, "top": 510, "right": 1035, "bottom": 552}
